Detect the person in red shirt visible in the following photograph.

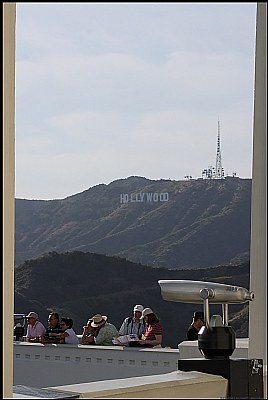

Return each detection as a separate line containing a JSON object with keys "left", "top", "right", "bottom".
{"left": 139, "top": 307, "right": 163, "bottom": 348}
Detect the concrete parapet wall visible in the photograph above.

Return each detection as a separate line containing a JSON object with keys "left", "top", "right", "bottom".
{"left": 13, "top": 342, "right": 180, "bottom": 389}
{"left": 13, "top": 340, "right": 266, "bottom": 398}
{"left": 50, "top": 371, "right": 228, "bottom": 399}
{"left": 15, "top": 338, "right": 266, "bottom": 398}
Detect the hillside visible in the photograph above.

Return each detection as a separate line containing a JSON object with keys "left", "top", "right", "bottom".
{"left": 14, "top": 251, "right": 250, "bottom": 348}
{"left": 15, "top": 176, "right": 251, "bottom": 269}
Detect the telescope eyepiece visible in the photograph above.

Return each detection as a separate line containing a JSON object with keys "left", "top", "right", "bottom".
{"left": 200, "top": 288, "right": 215, "bottom": 300}
{"left": 249, "top": 291, "right": 254, "bottom": 301}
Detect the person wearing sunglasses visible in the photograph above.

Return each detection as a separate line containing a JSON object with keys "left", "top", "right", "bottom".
{"left": 48, "top": 317, "right": 79, "bottom": 344}
{"left": 43, "top": 312, "right": 63, "bottom": 343}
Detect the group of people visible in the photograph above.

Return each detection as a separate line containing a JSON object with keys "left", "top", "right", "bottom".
{"left": 24, "top": 306, "right": 204, "bottom": 347}
{"left": 25, "top": 305, "right": 163, "bottom": 347}
{"left": 25, "top": 311, "right": 79, "bottom": 345}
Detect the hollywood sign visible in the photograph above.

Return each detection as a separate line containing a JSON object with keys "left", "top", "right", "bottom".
{"left": 120, "top": 192, "right": 169, "bottom": 204}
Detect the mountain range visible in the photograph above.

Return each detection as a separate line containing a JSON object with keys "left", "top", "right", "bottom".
{"left": 15, "top": 176, "right": 251, "bottom": 269}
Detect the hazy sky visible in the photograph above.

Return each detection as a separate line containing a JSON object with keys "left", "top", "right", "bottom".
{"left": 15, "top": 2, "right": 257, "bottom": 200}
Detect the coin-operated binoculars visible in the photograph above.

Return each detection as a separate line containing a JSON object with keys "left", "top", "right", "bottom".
{"left": 13, "top": 314, "right": 27, "bottom": 341}
{"left": 158, "top": 279, "right": 263, "bottom": 399}
{"left": 158, "top": 279, "right": 254, "bottom": 359}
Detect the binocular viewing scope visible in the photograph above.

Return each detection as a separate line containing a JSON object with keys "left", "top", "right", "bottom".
{"left": 158, "top": 280, "right": 254, "bottom": 359}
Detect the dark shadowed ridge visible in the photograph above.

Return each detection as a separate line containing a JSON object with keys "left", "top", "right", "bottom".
{"left": 15, "top": 251, "right": 250, "bottom": 348}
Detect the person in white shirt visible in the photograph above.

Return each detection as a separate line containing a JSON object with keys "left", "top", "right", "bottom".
{"left": 119, "top": 305, "right": 146, "bottom": 338}
{"left": 48, "top": 317, "right": 79, "bottom": 344}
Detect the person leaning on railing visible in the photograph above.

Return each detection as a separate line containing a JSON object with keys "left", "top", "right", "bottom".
{"left": 118, "top": 304, "right": 146, "bottom": 339}
{"left": 138, "top": 308, "right": 163, "bottom": 348}
{"left": 43, "top": 312, "right": 64, "bottom": 343}
{"left": 25, "top": 311, "right": 46, "bottom": 343}
{"left": 81, "top": 318, "right": 95, "bottom": 345}
{"left": 48, "top": 317, "right": 79, "bottom": 344}
{"left": 81, "top": 314, "right": 119, "bottom": 346}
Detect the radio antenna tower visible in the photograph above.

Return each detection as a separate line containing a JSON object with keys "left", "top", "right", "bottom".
{"left": 215, "top": 118, "right": 225, "bottom": 179}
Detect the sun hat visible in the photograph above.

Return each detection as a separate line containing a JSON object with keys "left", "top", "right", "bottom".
{"left": 90, "top": 314, "right": 108, "bottom": 328}
{"left": 141, "top": 308, "right": 154, "bottom": 318}
{"left": 133, "top": 305, "right": 144, "bottom": 312}
{"left": 26, "top": 311, "right": 38, "bottom": 320}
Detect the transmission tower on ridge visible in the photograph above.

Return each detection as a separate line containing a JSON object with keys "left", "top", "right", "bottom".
{"left": 201, "top": 118, "right": 225, "bottom": 180}
{"left": 215, "top": 118, "right": 225, "bottom": 179}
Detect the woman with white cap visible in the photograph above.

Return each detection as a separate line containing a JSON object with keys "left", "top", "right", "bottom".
{"left": 139, "top": 308, "right": 163, "bottom": 348}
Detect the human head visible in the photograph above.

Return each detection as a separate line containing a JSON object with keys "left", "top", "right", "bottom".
{"left": 193, "top": 311, "right": 204, "bottom": 328}
{"left": 60, "top": 317, "right": 73, "bottom": 330}
{"left": 141, "top": 308, "right": 159, "bottom": 325}
{"left": 26, "top": 311, "right": 38, "bottom": 326}
{"left": 85, "top": 318, "right": 95, "bottom": 333}
{"left": 193, "top": 311, "right": 204, "bottom": 323}
{"left": 48, "top": 312, "right": 59, "bottom": 328}
{"left": 142, "top": 308, "right": 153, "bottom": 318}
{"left": 90, "top": 314, "right": 107, "bottom": 328}
{"left": 133, "top": 304, "right": 144, "bottom": 320}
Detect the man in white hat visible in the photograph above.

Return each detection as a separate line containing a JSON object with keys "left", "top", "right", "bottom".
{"left": 25, "top": 311, "right": 46, "bottom": 342}
{"left": 118, "top": 305, "right": 146, "bottom": 338}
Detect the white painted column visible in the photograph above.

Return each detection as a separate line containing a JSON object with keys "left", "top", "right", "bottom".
{"left": 248, "top": 2, "right": 267, "bottom": 363}
{"left": 3, "top": 2, "right": 16, "bottom": 398}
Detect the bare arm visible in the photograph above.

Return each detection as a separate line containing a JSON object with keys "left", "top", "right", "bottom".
{"left": 27, "top": 337, "right": 42, "bottom": 343}
{"left": 139, "top": 334, "right": 162, "bottom": 346}
{"left": 49, "top": 332, "right": 69, "bottom": 339}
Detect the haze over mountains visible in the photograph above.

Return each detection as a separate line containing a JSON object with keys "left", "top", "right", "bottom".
{"left": 15, "top": 176, "right": 251, "bottom": 269}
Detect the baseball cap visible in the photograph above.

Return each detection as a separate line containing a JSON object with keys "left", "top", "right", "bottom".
{"left": 26, "top": 311, "right": 38, "bottom": 320}
{"left": 142, "top": 308, "right": 153, "bottom": 318}
{"left": 133, "top": 305, "right": 144, "bottom": 312}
